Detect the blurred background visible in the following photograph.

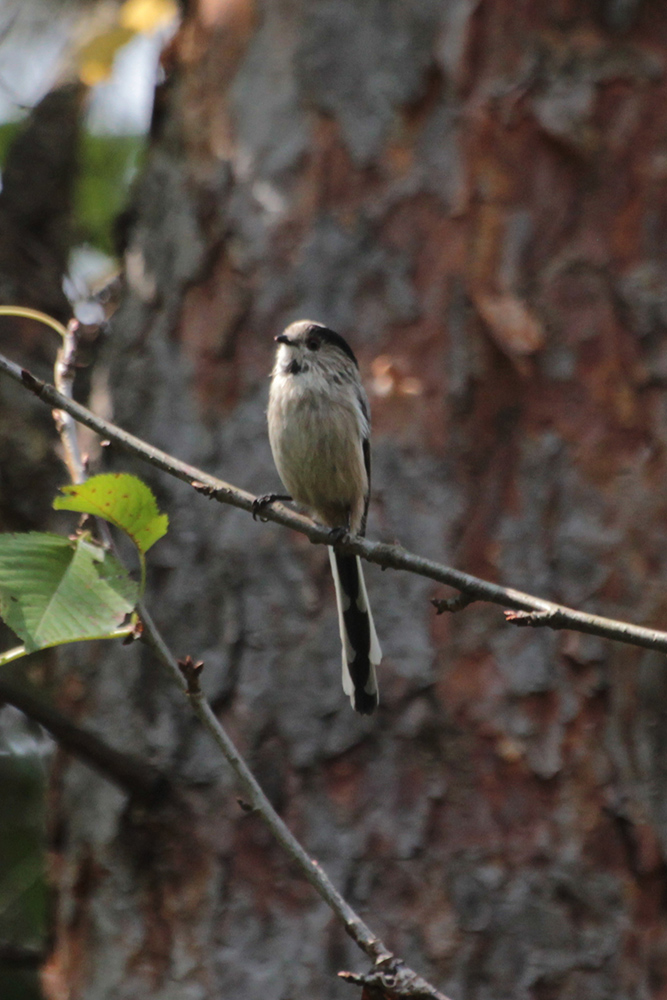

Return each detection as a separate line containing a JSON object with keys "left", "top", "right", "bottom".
{"left": 2, "top": 1, "right": 667, "bottom": 998}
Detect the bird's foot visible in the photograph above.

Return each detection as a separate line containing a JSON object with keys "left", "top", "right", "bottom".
{"left": 328, "top": 525, "right": 350, "bottom": 545}
{"left": 252, "top": 493, "right": 292, "bottom": 522}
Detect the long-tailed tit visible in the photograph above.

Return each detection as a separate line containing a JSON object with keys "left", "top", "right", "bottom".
{"left": 263, "top": 320, "right": 381, "bottom": 714}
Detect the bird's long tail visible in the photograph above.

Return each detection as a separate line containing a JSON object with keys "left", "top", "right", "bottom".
{"left": 328, "top": 548, "right": 381, "bottom": 714}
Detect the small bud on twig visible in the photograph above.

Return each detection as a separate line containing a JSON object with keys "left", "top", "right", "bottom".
{"left": 504, "top": 608, "right": 560, "bottom": 628}
{"left": 177, "top": 655, "right": 205, "bottom": 694}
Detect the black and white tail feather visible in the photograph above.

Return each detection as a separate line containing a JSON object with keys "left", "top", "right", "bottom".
{"left": 266, "top": 319, "right": 383, "bottom": 714}
{"left": 329, "top": 549, "right": 381, "bottom": 714}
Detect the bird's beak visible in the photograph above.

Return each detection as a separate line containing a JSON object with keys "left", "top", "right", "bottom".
{"left": 275, "top": 334, "right": 291, "bottom": 345}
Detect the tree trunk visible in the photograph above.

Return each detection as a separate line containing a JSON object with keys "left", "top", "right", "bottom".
{"left": 45, "top": 1, "right": 667, "bottom": 998}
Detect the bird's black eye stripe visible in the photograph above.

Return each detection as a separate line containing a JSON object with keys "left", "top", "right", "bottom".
{"left": 306, "top": 337, "right": 320, "bottom": 351}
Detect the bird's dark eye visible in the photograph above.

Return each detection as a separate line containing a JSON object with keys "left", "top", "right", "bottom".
{"left": 306, "top": 337, "right": 320, "bottom": 351}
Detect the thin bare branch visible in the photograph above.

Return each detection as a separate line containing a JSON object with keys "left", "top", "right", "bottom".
{"left": 2, "top": 350, "right": 667, "bottom": 658}
{"left": 148, "top": 626, "right": 395, "bottom": 967}
{"left": 339, "top": 963, "right": 452, "bottom": 999}
{"left": 504, "top": 609, "right": 561, "bottom": 627}
{"left": 145, "top": 616, "right": 457, "bottom": 996}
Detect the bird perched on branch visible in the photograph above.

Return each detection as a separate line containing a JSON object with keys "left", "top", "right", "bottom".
{"left": 262, "top": 319, "right": 381, "bottom": 714}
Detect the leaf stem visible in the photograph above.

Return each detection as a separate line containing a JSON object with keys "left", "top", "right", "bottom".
{"left": 0, "top": 306, "right": 68, "bottom": 339}
{"left": 0, "top": 627, "right": 134, "bottom": 668}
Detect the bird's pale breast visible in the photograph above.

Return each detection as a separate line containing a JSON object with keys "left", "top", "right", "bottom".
{"left": 268, "top": 372, "right": 367, "bottom": 529}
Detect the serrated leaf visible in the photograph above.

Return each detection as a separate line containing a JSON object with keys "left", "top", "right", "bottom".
{"left": 0, "top": 533, "right": 138, "bottom": 652}
{"left": 53, "top": 474, "right": 168, "bottom": 554}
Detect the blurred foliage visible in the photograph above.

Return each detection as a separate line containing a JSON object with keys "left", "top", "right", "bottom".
{"left": 0, "top": 122, "right": 22, "bottom": 163}
{"left": 0, "top": 9, "right": 175, "bottom": 999}
{"left": 0, "top": 120, "right": 142, "bottom": 257}
{"left": 77, "top": 26, "right": 136, "bottom": 87}
{"left": 0, "top": 743, "right": 47, "bottom": 1000}
{"left": 77, "top": 0, "right": 177, "bottom": 85}
{"left": 76, "top": 131, "right": 143, "bottom": 254}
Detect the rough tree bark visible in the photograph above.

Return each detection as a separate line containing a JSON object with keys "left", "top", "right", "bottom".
{"left": 30, "top": 1, "right": 667, "bottom": 998}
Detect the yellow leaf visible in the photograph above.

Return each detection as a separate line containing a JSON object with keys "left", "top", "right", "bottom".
{"left": 119, "top": 0, "right": 178, "bottom": 33}
{"left": 77, "top": 26, "right": 135, "bottom": 85}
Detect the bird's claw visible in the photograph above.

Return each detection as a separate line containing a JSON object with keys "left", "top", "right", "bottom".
{"left": 252, "top": 493, "right": 291, "bottom": 522}
{"left": 252, "top": 494, "right": 277, "bottom": 522}
{"left": 328, "top": 525, "right": 350, "bottom": 545}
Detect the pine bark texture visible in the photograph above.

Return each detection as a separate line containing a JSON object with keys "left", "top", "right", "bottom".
{"left": 43, "top": 1, "right": 667, "bottom": 998}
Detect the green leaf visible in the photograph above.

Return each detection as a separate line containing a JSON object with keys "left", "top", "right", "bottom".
{"left": 0, "top": 533, "right": 138, "bottom": 652}
{"left": 53, "top": 474, "right": 168, "bottom": 554}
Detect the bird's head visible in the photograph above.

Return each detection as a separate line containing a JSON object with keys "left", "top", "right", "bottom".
{"left": 274, "top": 320, "right": 358, "bottom": 377}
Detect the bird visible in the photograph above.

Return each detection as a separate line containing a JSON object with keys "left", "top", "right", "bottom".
{"left": 262, "top": 319, "right": 381, "bottom": 714}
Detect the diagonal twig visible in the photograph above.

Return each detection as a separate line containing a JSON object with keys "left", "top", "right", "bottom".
{"left": 142, "top": 615, "right": 454, "bottom": 997}
{"left": 2, "top": 349, "right": 667, "bottom": 658}
{"left": 169, "top": 650, "right": 395, "bottom": 969}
